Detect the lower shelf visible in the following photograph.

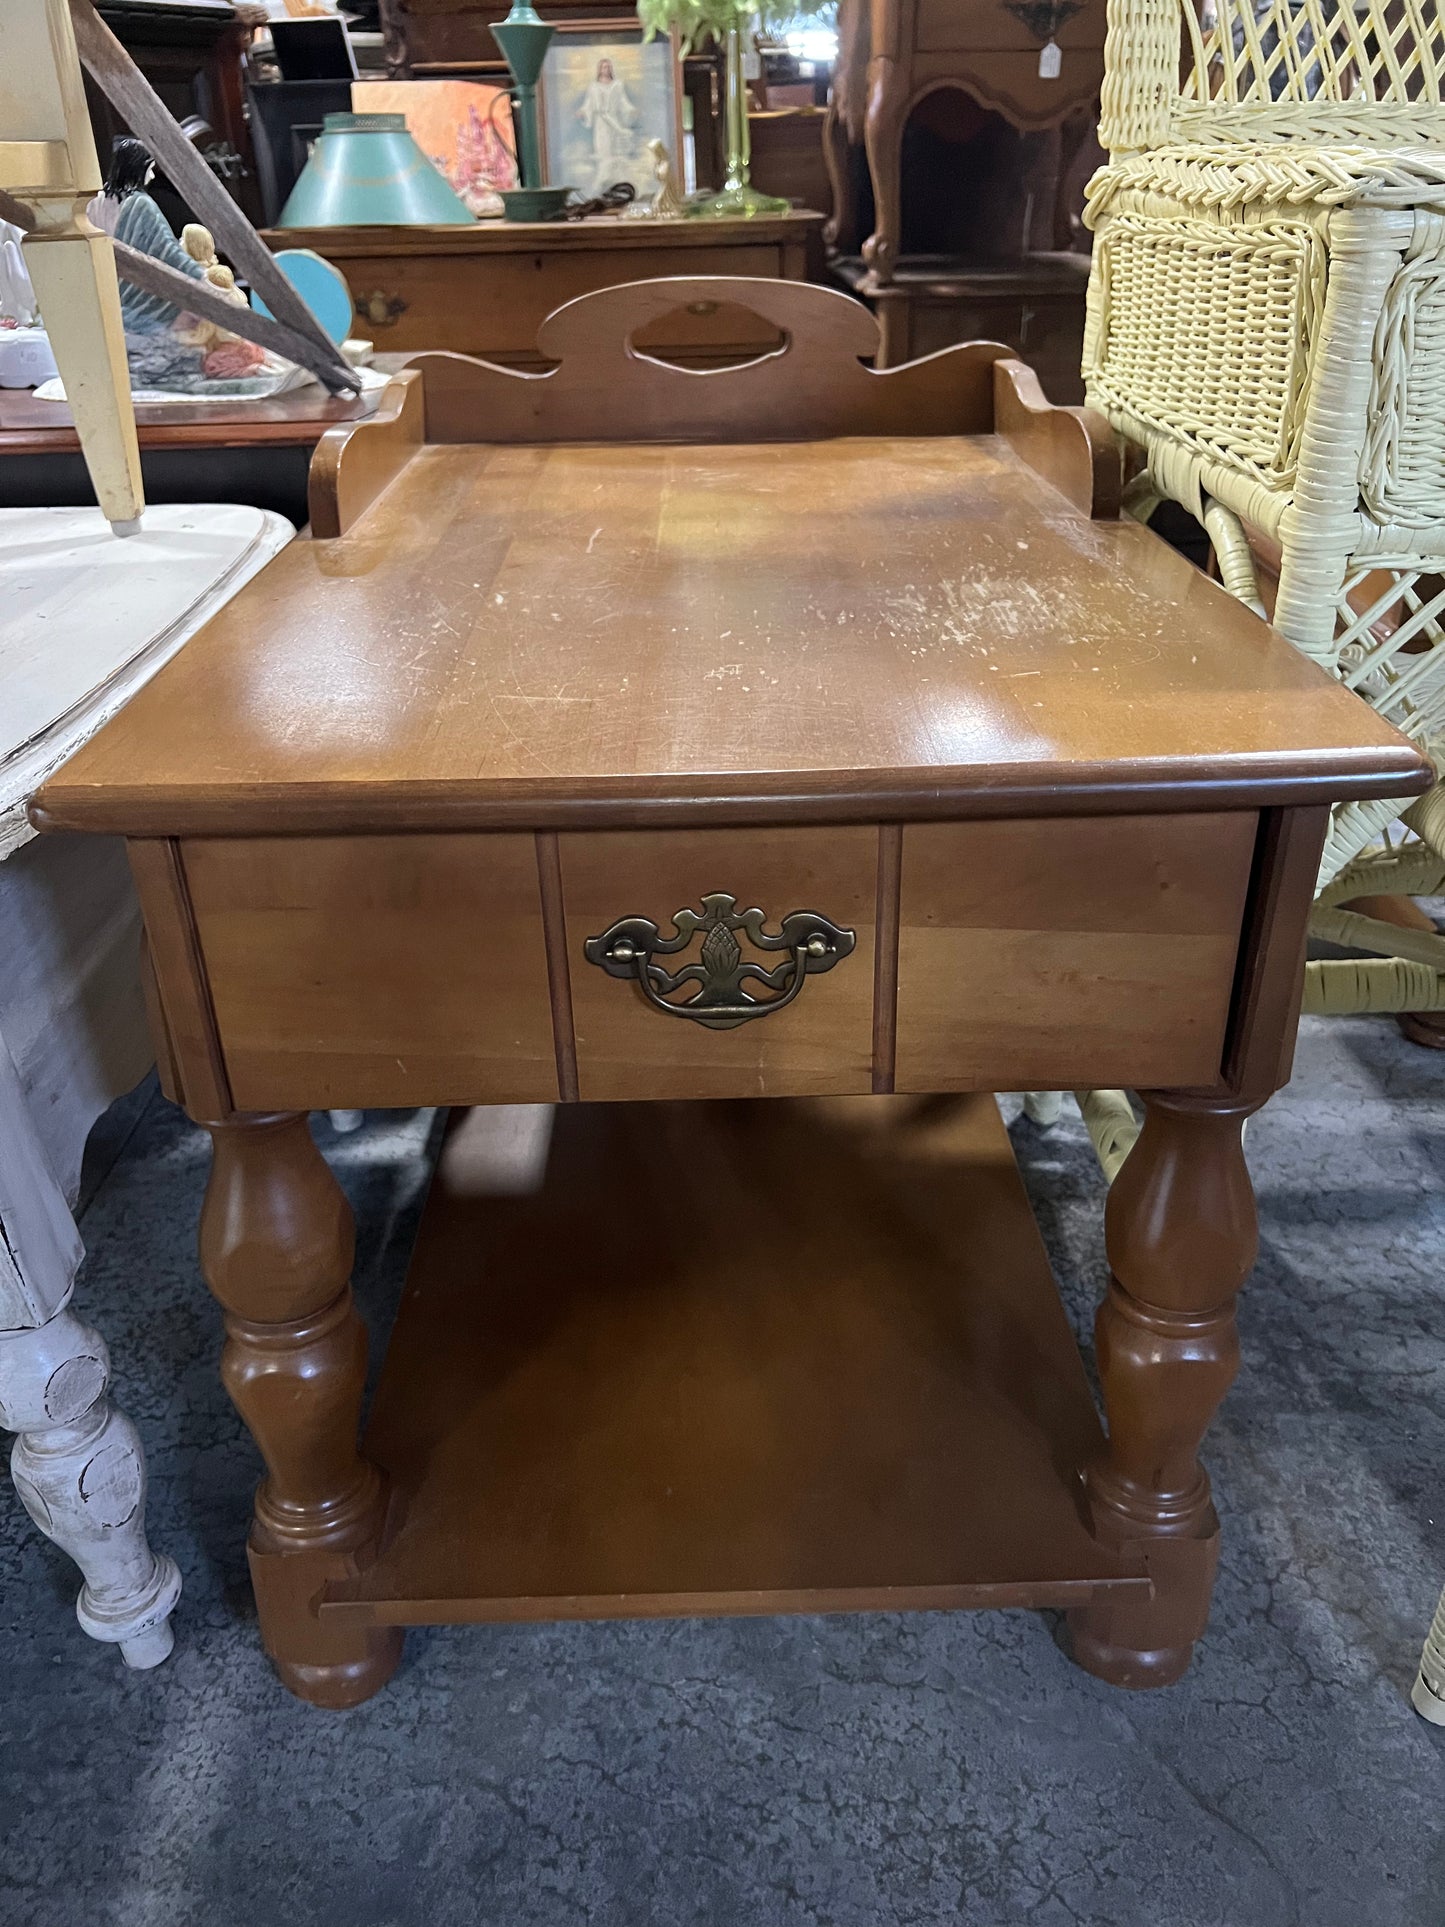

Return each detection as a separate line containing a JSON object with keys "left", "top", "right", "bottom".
{"left": 320, "top": 1093, "right": 1147, "bottom": 1628}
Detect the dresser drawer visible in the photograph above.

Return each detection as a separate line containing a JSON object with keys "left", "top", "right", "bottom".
{"left": 894, "top": 813, "right": 1258, "bottom": 1094}
{"left": 183, "top": 834, "right": 559, "bottom": 1110}
{"left": 559, "top": 827, "right": 878, "bottom": 1102}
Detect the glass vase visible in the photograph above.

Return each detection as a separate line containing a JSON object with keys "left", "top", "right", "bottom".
{"left": 687, "top": 19, "right": 789, "bottom": 218}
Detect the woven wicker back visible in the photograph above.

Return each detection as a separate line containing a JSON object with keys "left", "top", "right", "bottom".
{"left": 1101, "top": 0, "right": 1445, "bottom": 150}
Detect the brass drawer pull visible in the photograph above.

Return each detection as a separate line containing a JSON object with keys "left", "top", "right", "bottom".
{"left": 585, "top": 892, "right": 855, "bottom": 1030}
{"left": 356, "top": 290, "right": 407, "bottom": 328}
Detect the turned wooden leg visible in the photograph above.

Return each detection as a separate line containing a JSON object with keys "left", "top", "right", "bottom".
{"left": 200, "top": 1112, "right": 401, "bottom": 1707}
{"left": 861, "top": 58, "right": 906, "bottom": 285}
{"left": 1, "top": 1300, "right": 181, "bottom": 1667}
{"left": 1069, "top": 1091, "right": 1260, "bottom": 1688}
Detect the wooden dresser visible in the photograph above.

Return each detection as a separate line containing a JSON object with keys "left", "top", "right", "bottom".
{"left": 263, "top": 212, "right": 824, "bottom": 365}
{"left": 37, "top": 280, "right": 1430, "bottom": 1710}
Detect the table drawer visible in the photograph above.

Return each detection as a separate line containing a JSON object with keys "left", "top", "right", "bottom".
{"left": 183, "top": 834, "right": 559, "bottom": 1110}
{"left": 894, "top": 814, "right": 1258, "bottom": 1093}
{"left": 559, "top": 827, "right": 878, "bottom": 1102}
{"left": 175, "top": 813, "right": 1256, "bottom": 1114}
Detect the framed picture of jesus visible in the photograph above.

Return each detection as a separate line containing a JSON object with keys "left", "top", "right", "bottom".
{"left": 536, "top": 21, "right": 687, "bottom": 202}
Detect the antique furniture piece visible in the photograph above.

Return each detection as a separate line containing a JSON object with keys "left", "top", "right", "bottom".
{"left": 825, "top": 0, "right": 1105, "bottom": 283}
{"left": 834, "top": 248, "right": 1089, "bottom": 391}
{"left": 88, "top": 0, "right": 262, "bottom": 226}
{"left": 36, "top": 277, "right": 1429, "bottom": 1709}
{"left": 746, "top": 106, "right": 832, "bottom": 217}
{"left": 821, "top": 0, "right": 1101, "bottom": 390}
{"left": 1082, "top": 0, "right": 1445, "bottom": 1029}
{"left": 0, "top": 384, "right": 379, "bottom": 526}
{"left": 1, "top": 498, "right": 292, "bottom": 1670}
{"left": 263, "top": 211, "right": 823, "bottom": 362}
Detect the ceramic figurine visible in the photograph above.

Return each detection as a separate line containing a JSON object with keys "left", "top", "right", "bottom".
{"left": 623, "top": 139, "right": 686, "bottom": 219}
{"left": 90, "top": 137, "right": 270, "bottom": 393}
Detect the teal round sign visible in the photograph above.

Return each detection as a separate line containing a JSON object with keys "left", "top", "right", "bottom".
{"left": 253, "top": 249, "right": 354, "bottom": 346}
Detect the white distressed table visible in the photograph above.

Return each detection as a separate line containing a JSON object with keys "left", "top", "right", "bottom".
{"left": 1, "top": 502, "right": 291, "bottom": 1666}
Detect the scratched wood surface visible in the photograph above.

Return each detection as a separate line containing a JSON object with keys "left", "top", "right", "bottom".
{"left": 38, "top": 434, "right": 1427, "bottom": 838}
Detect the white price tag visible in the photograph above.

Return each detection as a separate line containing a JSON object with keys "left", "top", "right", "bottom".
{"left": 1039, "top": 37, "right": 1062, "bottom": 76}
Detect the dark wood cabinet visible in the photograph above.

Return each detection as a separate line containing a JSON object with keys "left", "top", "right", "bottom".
{"left": 88, "top": 0, "right": 262, "bottom": 224}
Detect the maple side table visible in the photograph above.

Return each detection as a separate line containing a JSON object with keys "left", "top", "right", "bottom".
{"left": 36, "top": 278, "right": 1430, "bottom": 1708}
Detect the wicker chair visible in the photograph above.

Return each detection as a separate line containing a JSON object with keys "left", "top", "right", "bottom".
{"left": 1078, "top": 0, "right": 1445, "bottom": 1045}
{"left": 1069, "top": 0, "right": 1445, "bottom": 1720}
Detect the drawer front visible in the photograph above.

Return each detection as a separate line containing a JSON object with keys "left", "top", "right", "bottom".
{"left": 184, "top": 835, "right": 559, "bottom": 1110}
{"left": 335, "top": 246, "right": 789, "bottom": 358}
{"left": 894, "top": 814, "right": 1257, "bottom": 1094}
{"left": 560, "top": 827, "right": 878, "bottom": 1102}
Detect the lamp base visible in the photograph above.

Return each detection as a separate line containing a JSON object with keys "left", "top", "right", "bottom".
{"left": 499, "top": 186, "right": 574, "bottom": 222}
{"left": 685, "top": 184, "right": 790, "bottom": 220}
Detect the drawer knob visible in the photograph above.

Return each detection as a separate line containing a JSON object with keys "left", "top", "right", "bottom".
{"left": 584, "top": 892, "right": 855, "bottom": 1031}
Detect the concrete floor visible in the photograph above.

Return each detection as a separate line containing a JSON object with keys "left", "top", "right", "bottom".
{"left": 2, "top": 1015, "right": 1442, "bottom": 1927}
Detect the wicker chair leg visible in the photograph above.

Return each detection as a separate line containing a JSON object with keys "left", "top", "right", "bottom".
{"left": 1076, "top": 1088, "right": 1141, "bottom": 1182}
{"left": 1022, "top": 1091, "right": 1065, "bottom": 1126}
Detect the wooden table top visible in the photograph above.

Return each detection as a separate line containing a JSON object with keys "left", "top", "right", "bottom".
{"left": 38, "top": 433, "right": 1428, "bottom": 838}
{"left": 0, "top": 385, "right": 373, "bottom": 455}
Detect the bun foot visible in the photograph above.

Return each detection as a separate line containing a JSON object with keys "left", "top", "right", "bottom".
{"left": 273, "top": 1627, "right": 405, "bottom": 1709}
{"left": 1069, "top": 1623, "right": 1194, "bottom": 1690}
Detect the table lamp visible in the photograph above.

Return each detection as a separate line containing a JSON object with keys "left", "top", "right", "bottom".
{"left": 492, "top": 3, "right": 572, "bottom": 220}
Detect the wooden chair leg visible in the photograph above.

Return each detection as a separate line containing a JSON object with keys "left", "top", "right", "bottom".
{"left": 22, "top": 206, "right": 143, "bottom": 533}
{"left": 200, "top": 1112, "right": 401, "bottom": 1708}
{"left": 1069, "top": 1090, "right": 1260, "bottom": 1687}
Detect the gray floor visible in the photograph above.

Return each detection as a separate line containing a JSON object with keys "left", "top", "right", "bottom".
{"left": 2, "top": 1016, "right": 1442, "bottom": 1927}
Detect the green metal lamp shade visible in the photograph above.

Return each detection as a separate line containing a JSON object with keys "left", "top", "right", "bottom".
{"left": 278, "top": 113, "right": 474, "bottom": 227}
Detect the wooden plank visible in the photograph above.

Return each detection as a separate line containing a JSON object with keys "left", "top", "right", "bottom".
{"left": 36, "top": 437, "right": 1431, "bottom": 838}
{"left": 181, "top": 834, "right": 558, "bottom": 1110}
{"left": 560, "top": 825, "right": 878, "bottom": 1102}
{"left": 894, "top": 812, "right": 1259, "bottom": 1094}
{"left": 321, "top": 1094, "right": 1148, "bottom": 1626}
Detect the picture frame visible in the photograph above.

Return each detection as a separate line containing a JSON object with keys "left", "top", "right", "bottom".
{"left": 537, "top": 20, "right": 687, "bottom": 201}
{"left": 355, "top": 79, "right": 518, "bottom": 215}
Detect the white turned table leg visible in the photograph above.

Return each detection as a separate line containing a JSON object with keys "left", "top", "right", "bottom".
{"left": 1413, "top": 1582, "right": 1445, "bottom": 1724}
{"left": 0, "top": 1296, "right": 180, "bottom": 1668}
